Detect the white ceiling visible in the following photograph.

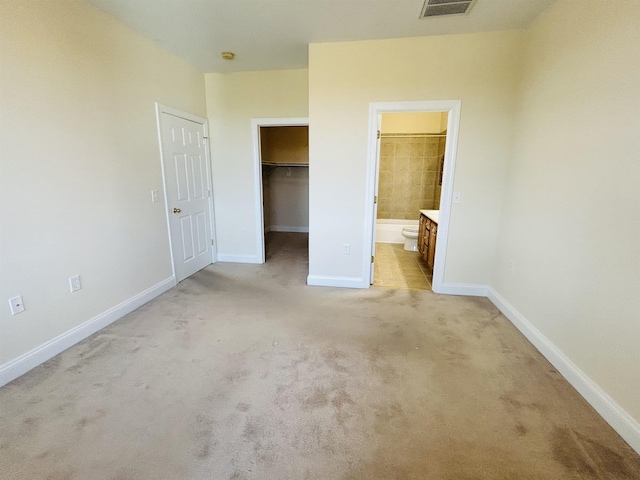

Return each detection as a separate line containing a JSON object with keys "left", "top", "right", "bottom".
{"left": 87, "top": 0, "right": 555, "bottom": 73}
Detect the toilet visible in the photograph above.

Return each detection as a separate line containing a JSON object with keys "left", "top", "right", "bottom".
{"left": 401, "top": 226, "right": 419, "bottom": 251}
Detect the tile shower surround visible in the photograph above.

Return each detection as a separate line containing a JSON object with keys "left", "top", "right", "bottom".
{"left": 377, "top": 135, "right": 445, "bottom": 220}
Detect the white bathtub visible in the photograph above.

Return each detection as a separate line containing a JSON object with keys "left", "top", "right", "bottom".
{"left": 375, "top": 218, "right": 419, "bottom": 244}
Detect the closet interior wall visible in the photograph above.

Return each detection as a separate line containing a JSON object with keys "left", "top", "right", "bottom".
{"left": 261, "top": 126, "right": 309, "bottom": 234}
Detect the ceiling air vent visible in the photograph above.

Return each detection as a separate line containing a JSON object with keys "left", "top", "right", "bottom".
{"left": 420, "top": 0, "right": 476, "bottom": 18}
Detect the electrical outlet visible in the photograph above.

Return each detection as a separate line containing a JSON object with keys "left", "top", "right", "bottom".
{"left": 508, "top": 261, "right": 515, "bottom": 274}
{"left": 453, "top": 192, "right": 462, "bottom": 204}
{"left": 151, "top": 190, "right": 159, "bottom": 203}
{"left": 342, "top": 244, "right": 350, "bottom": 255}
{"left": 9, "top": 296, "right": 25, "bottom": 315}
{"left": 69, "top": 275, "right": 82, "bottom": 293}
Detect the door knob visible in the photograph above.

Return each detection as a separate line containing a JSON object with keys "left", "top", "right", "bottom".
{"left": 173, "top": 208, "right": 181, "bottom": 213}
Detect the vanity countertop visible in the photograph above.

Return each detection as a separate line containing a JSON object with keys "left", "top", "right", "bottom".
{"left": 420, "top": 209, "right": 439, "bottom": 224}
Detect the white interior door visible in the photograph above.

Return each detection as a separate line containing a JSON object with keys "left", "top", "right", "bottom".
{"left": 158, "top": 108, "right": 213, "bottom": 282}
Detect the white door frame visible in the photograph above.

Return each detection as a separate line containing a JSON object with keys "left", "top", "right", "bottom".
{"left": 251, "top": 117, "right": 309, "bottom": 264}
{"left": 155, "top": 103, "right": 217, "bottom": 279}
{"left": 364, "top": 100, "right": 462, "bottom": 293}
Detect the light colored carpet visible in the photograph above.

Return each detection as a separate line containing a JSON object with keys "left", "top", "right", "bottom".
{"left": 1, "top": 232, "right": 639, "bottom": 480}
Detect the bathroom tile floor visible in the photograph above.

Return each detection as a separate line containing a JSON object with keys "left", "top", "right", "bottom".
{"left": 373, "top": 242, "right": 433, "bottom": 290}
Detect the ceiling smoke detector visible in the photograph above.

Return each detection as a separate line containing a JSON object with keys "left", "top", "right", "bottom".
{"left": 420, "top": 0, "right": 476, "bottom": 18}
{"left": 221, "top": 51, "right": 235, "bottom": 60}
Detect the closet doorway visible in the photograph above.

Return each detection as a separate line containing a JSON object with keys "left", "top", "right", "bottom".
{"left": 251, "top": 118, "right": 309, "bottom": 273}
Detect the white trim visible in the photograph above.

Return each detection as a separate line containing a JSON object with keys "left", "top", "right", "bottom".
{"left": 307, "top": 275, "right": 366, "bottom": 289}
{"left": 370, "top": 113, "right": 382, "bottom": 284}
{"left": 203, "top": 120, "right": 218, "bottom": 264}
{"left": 435, "top": 283, "right": 488, "bottom": 296}
{"left": 487, "top": 287, "right": 640, "bottom": 455}
{"left": 216, "top": 254, "right": 261, "bottom": 264}
{"left": 364, "top": 101, "right": 462, "bottom": 293}
{"left": 269, "top": 226, "right": 309, "bottom": 233}
{"left": 0, "top": 277, "right": 176, "bottom": 387}
{"left": 155, "top": 103, "right": 217, "bottom": 278}
{"left": 251, "top": 117, "right": 309, "bottom": 265}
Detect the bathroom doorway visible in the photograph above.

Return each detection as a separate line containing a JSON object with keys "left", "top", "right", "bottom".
{"left": 251, "top": 118, "right": 309, "bottom": 274}
{"left": 364, "top": 101, "right": 461, "bottom": 293}
{"left": 373, "top": 111, "right": 447, "bottom": 290}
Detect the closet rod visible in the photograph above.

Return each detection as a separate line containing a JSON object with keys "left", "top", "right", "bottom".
{"left": 261, "top": 162, "right": 309, "bottom": 167}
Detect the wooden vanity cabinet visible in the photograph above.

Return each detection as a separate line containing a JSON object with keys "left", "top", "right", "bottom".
{"left": 418, "top": 212, "right": 438, "bottom": 270}
{"left": 418, "top": 215, "right": 427, "bottom": 257}
{"left": 427, "top": 222, "right": 437, "bottom": 270}
{"left": 422, "top": 219, "right": 430, "bottom": 263}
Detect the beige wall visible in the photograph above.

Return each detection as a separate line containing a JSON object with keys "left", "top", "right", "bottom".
{"left": 492, "top": 1, "right": 640, "bottom": 422}
{"left": 205, "top": 70, "right": 308, "bottom": 260}
{"left": 261, "top": 126, "right": 309, "bottom": 165}
{"left": 265, "top": 167, "right": 310, "bottom": 231}
{"left": 0, "top": 0, "right": 206, "bottom": 364}
{"left": 308, "top": 31, "right": 523, "bottom": 283}
{"left": 380, "top": 112, "right": 445, "bottom": 134}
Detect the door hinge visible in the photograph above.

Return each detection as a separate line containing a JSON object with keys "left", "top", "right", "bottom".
{"left": 211, "top": 239, "right": 214, "bottom": 246}
{"left": 371, "top": 255, "right": 375, "bottom": 263}
{"left": 208, "top": 189, "right": 212, "bottom": 197}
{"left": 374, "top": 195, "right": 378, "bottom": 204}
{"left": 377, "top": 130, "right": 381, "bottom": 139}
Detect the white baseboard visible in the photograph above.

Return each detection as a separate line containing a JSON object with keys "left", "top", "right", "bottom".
{"left": 0, "top": 276, "right": 176, "bottom": 387}
{"left": 307, "top": 275, "right": 366, "bottom": 289}
{"left": 434, "top": 283, "right": 488, "bottom": 296}
{"left": 487, "top": 287, "right": 640, "bottom": 455}
{"left": 216, "top": 254, "right": 261, "bottom": 264}
{"left": 269, "top": 226, "right": 309, "bottom": 233}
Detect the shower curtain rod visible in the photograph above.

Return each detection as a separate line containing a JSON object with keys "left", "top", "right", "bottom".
{"left": 379, "top": 133, "right": 446, "bottom": 138}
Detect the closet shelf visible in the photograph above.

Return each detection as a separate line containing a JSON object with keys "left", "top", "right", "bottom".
{"left": 262, "top": 162, "right": 309, "bottom": 167}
